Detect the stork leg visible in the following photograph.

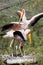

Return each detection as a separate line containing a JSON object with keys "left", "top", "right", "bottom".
{"left": 19, "top": 46, "right": 23, "bottom": 56}
{"left": 10, "top": 39, "right": 14, "bottom": 48}
{"left": 19, "top": 41, "right": 24, "bottom": 56}
{"left": 16, "top": 45, "right": 18, "bottom": 55}
{"left": 9, "top": 39, "right": 15, "bottom": 57}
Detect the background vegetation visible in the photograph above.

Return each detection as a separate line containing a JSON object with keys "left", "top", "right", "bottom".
{"left": 0, "top": 0, "right": 43, "bottom": 65}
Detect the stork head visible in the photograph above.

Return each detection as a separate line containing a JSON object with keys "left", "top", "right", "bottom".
{"left": 17, "top": 9, "right": 25, "bottom": 21}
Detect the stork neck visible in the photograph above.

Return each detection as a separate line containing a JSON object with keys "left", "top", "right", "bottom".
{"left": 22, "top": 13, "right": 27, "bottom": 24}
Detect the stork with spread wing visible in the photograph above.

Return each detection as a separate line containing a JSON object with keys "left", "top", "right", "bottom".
{"left": 0, "top": 9, "right": 43, "bottom": 55}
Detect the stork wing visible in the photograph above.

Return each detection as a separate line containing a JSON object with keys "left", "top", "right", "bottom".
{"left": 29, "top": 13, "right": 43, "bottom": 26}
{"left": 0, "top": 23, "right": 14, "bottom": 31}
{"left": 0, "top": 22, "right": 23, "bottom": 31}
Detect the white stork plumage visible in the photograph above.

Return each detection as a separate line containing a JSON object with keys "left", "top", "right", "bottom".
{"left": 17, "top": 9, "right": 43, "bottom": 28}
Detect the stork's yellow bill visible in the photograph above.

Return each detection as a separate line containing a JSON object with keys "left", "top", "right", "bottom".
{"left": 27, "top": 32, "right": 32, "bottom": 44}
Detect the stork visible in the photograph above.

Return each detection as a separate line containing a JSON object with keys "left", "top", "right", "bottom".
{"left": 0, "top": 9, "right": 43, "bottom": 55}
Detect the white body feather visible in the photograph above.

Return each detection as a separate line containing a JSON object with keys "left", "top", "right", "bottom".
{"left": 3, "top": 30, "right": 14, "bottom": 38}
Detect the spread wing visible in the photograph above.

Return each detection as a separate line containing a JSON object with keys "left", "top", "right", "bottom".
{"left": 29, "top": 13, "right": 43, "bottom": 26}
{"left": 1, "top": 23, "right": 13, "bottom": 31}
{"left": 0, "top": 22, "right": 22, "bottom": 31}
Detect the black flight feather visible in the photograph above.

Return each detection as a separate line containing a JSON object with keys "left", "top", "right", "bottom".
{"left": 30, "top": 14, "right": 43, "bottom": 26}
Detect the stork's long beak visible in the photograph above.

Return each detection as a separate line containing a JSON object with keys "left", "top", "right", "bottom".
{"left": 27, "top": 32, "right": 32, "bottom": 44}
{"left": 17, "top": 11, "right": 23, "bottom": 21}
